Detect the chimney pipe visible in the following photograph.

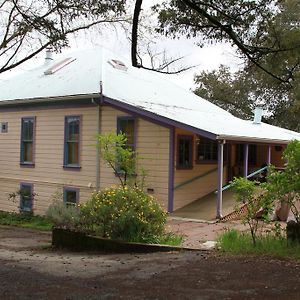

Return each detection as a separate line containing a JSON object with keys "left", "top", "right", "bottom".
{"left": 253, "top": 105, "right": 263, "bottom": 124}
{"left": 45, "top": 48, "right": 53, "bottom": 64}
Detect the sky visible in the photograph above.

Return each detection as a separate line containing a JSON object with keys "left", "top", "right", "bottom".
{"left": 0, "top": 1, "right": 242, "bottom": 91}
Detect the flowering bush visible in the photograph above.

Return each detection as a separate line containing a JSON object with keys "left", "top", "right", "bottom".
{"left": 79, "top": 186, "right": 167, "bottom": 243}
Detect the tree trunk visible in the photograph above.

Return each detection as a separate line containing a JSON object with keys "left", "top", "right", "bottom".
{"left": 131, "top": 0, "right": 143, "bottom": 67}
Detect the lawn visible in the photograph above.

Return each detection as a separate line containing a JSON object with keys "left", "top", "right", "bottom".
{"left": 0, "top": 211, "right": 53, "bottom": 231}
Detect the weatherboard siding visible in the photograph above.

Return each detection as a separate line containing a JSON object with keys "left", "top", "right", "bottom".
{"left": 0, "top": 107, "right": 97, "bottom": 213}
{"left": 173, "top": 129, "right": 227, "bottom": 211}
{"left": 99, "top": 106, "right": 170, "bottom": 210}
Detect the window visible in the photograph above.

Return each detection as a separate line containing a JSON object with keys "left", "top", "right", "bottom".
{"left": 20, "top": 183, "right": 33, "bottom": 212}
{"left": 117, "top": 117, "right": 135, "bottom": 150}
{"left": 1, "top": 122, "right": 8, "bottom": 133}
{"left": 64, "top": 116, "right": 81, "bottom": 167}
{"left": 177, "top": 135, "right": 193, "bottom": 169}
{"left": 63, "top": 187, "right": 79, "bottom": 206}
{"left": 196, "top": 137, "right": 218, "bottom": 162}
{"left": 20, "top": 117, "right": 35, "bottom": 165}
{"left": 236, "top": 144, "right": 257, "bottom": 165}
{"left": 116, "top": 117, "right": 136, "bottom": 173}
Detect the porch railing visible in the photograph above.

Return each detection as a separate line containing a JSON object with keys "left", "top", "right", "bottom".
{"left": 174, "top": 167, "right": 218, "bottom": 191}
{"left": 215, "top": 165, "right": 268, "bottom": 194}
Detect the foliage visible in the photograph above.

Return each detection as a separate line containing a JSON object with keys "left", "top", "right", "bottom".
{"left": 193, "top": 0, "right": 300, "bottom": 131}
{"left": 79, "top": 186, "right": 168, "bottom": 243}
{"left": 265, "top": 140, "right": 300, "bottom": 222}
{"left": 154, "top": 0, "right": 299, "bottom": 84}
{"left": 218, "top": 229, "right": 300, "bottom": 260}
{"left": 97, "top": 132, "right": 146, "bottom": 189}
{"left": 0, "top": 210, "right": 52, "bottom": 231}
{"left": 46, "top": 200, "right": 80, "bottom": 231}
{"left": 231, "top": 177, "right": 273, "bottom": 246}
{"left": 0, "top": 0, "right": 126, "bottom": 73}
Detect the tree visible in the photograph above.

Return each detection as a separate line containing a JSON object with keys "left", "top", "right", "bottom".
{"left": 154, "top": 0, "right": 300, "bottom": 84}
{"left": 193, "top": 0, "right": 300, "bottom": 130}
{"left": 193, "top": 63, "right": 300, "bottom": 131}
{"left": 0, "top": 0, "right": 126, "bottom": 74}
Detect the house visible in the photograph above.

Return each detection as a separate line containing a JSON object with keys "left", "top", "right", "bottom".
{"left": 0, "top": 47, "right": 299, "bottom": 218}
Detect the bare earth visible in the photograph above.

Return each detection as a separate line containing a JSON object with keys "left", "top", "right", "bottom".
{"left": 0, "top": 225, "right": 300, "bottom": 300}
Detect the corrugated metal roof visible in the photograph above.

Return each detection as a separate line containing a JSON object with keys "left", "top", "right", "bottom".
{"left": 0, "top": 47, "right": 299, "bottom": 143}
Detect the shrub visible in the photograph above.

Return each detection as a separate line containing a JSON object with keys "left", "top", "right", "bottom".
{"left": 79, "top": 186, "right": 168, "bottom": 243}
{"left": 231, "top": 177, "right": 273, "bottom": 246}
{"left": 266, "top": 140, "right": 300, "bottom": 222}
{"left": 46, "top": 201, "right": 80, "bottom": 231}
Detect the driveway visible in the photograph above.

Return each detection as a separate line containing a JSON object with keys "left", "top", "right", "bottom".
{"left": 1, "top": 225, "right": 300, "bottom": 300}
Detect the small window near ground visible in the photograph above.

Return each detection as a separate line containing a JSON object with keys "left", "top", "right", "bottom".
{"left": 1, "top": 122, "right": 8, "bottom": 133}
{"left": 20, "top": 183, "right": 33, "bottom": 212}
{"left": 177, "top": 135, "right": 193, "bottom": 169}
{"left": 63, "top": 187, "right": 79, "bottom": 206}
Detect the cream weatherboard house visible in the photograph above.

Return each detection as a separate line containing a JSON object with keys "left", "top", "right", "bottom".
{"left": 0, "top": 48, "right": 300, "bottom": 218}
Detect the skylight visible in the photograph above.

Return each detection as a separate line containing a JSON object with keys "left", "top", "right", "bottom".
{"left": 44, "top": 57, "right": 76, "bottom": 75}
{"left": 108, "top": 59, "right": 128, "bottom": 71}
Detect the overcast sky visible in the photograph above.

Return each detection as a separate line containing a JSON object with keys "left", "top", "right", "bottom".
{"left": 0, "top": 1, "right": 242, "bottom": 91}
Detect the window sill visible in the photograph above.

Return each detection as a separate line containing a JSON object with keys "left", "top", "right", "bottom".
{"left": 63, "top": 165, "right": 81, "bottom": 171}
{"left": 20, "top": 163, "right": 35, "bottom": 168}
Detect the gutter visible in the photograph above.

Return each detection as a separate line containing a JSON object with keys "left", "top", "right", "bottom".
{"left": 0, "top": 93, "right": 101, "bottom": 106}
{"left": 95, "top": 82, "right": 103, "bottom": 192}
{"left": 216, "top": 134, "right": 290, "bottom": 145}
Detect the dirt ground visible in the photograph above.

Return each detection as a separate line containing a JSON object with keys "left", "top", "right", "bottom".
{"left": 1, "top": 226, "right": 300, "bottom": 300}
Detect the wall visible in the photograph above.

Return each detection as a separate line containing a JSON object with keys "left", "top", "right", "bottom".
{"left": 0, "top": 104, "right": 170, "bottom": 214}
{"left": 173, "top": 129, "right": 227, "bottom": 211}
{"left": 99, "top": 106, "right": 170, "bottom": 209}
{"left": 0, "top": 106, "right": 97, "bottom": 214}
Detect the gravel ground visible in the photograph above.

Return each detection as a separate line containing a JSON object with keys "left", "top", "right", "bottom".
{"left": 1, "top": 225, "right": 300, "bottom": 300}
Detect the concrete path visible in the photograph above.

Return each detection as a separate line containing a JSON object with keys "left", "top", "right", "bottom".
{"left": 172, "top": 190, "right": 236, "bottom": 221}
{"left": 167, "top": 218, "right": 246, "bottom": 249}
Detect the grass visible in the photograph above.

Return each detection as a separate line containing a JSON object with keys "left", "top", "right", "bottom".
{"left": 218, "top": 229, "right": 300, "bottom": 260}
{"left": 0, "top": 211, "right": 53, "bottom": 231}
{"left": 157, "top": 232, "right": 184, "bottom": 246}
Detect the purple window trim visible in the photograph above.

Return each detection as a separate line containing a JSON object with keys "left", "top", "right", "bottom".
{"left": 103, "top": 96, "right": 216, "bottom": 140}
{"left": 176, "top": 135, "right": 194, "bottom": 170}
{"left": 168, "top": 127, "right": 175, "bottom": 213}
{"left": 63, "top": 186, "right": 80, "bottom": 205}
{"left": 19, "top": 182, "right": 34, "bottom": 213}
{"left": 20, "top": 116, "right": 36, "bottom": 166}
{"left": 63, "top": 115, "right": 82, "bottom": 169}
